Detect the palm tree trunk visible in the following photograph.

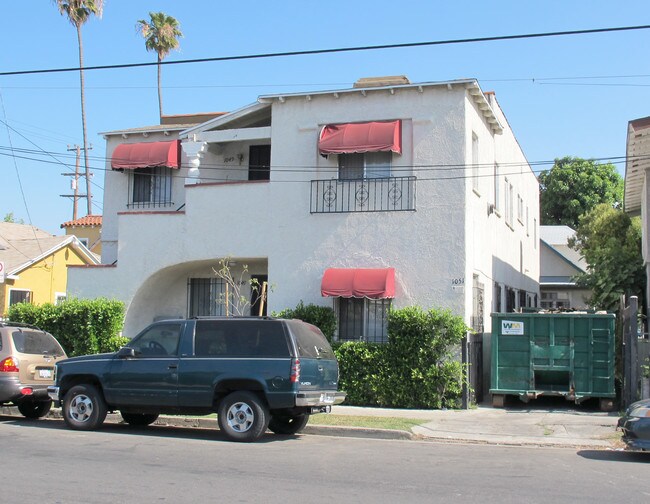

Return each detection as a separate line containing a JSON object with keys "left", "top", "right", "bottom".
{"left": 157, "top": 54, "right": 163, "bottom": 121}
{"left": 77, "top": 25, "right": 92, "bottom": 215}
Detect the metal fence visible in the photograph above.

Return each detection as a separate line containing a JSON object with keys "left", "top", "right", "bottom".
{"left": 310, "top": 176, "right": 416, "bottom": 213}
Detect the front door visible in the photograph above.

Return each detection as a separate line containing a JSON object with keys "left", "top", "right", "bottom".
{"left": 105, "top": 321, "right": 183, "bottom": 407}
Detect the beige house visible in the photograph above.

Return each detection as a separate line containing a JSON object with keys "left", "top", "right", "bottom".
{"left": 624, "top": 116, "right": 650, "bottom": 316}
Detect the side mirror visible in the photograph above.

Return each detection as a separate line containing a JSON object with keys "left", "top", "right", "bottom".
{"left": 117, "top": 347, "right": 136, "bottom": 359}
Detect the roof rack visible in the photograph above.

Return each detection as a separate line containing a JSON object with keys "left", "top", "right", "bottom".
{"left": 0, "top": 321, "right": 42, "bottom": 330}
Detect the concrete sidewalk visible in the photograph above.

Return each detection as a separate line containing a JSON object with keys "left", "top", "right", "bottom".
{"left": 329, "top": 404, "right": 621, "bottom": 448}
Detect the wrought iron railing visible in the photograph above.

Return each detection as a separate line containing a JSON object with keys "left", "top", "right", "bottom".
{"left": 310, "top": 176, "right": 416, "bottom": 213}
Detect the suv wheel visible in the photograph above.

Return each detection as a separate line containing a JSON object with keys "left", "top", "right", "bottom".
{"left": 17, "top": 399, "right": 52, "bottom": 419}
{"left": 218, "top": 391, "right": 269, "bottom": 442}
{"left": 62, "top": 384, "right": 107, "bottom": 431}
{"left": 121, "top": 412, "right": 159, "bottom": 426}
{"left": 268, "top": 413, "right": 310, "bottom": 435}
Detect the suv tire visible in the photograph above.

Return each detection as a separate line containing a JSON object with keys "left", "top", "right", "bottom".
{"left": 218, "top": 391, "right": 269, "bottom": 442}
{"left": 121, "top": 412, "right": 159, "bottom": 426}
{"left": 17, "top": 399, "right": 52, "bottom": 419}
{"left": 268, "top": 413, "right": 310, "bottom": 435}
{"left": 62, "top": 384, "right": 107, "bottom": 431}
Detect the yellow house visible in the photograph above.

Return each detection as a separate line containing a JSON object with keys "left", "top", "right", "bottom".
{"left": 60, "top": 215, "right": 102, "bottom": 257}
{"left": 0, "top": 222, "right": 99, "bottom": 316}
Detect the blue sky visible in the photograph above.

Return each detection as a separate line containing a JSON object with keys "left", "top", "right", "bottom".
{"left": 1, "top": 1, "right": 648, "bottom": 234}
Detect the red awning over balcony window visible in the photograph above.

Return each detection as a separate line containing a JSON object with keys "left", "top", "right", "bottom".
{"left": 321, "top": 268, "right": 395, "bottom": 299}
{"left": 318, "top": 120, "right": 401, "bottom": 156}
{"left": 111, "top": 140, "right": 181, "bottom": 169}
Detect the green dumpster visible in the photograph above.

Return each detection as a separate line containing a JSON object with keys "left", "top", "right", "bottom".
{"left": 490, "top": 312, "right": 616, "bottom": 411}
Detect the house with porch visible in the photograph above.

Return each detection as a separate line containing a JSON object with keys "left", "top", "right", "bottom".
{"left": 68, "top": 76, "right": 540, "bottom": 344}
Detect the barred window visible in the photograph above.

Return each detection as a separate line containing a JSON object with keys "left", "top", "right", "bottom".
{"left": 130, "top": 166, "right": 173, "bottom": 208}
{"left": 337, "top": 297, "right": 390, "bottom": 343}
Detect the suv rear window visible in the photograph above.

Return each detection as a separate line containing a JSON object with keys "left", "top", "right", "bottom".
{"left": 11, "top": 329, "right": 65, "bottom": 356}
{"left": 286, "top": 320, "right": 334, "bottom": 359}
{"left": 194, "top": 320, "right": 290, "bottom": 357}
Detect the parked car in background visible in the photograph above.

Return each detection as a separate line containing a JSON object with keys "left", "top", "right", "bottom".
{"left": 49, "top": 317, "right": 345, "bottom": 442}
{"left": 0, "top": 321, "right": 67, "bottom": 418}
{"left": 618, "top": 398, "right": 650, "bottom": 451}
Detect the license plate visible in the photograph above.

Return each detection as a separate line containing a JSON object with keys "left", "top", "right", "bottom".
{"left": 321, "top": 393, "right": 335, "bottom": 404}
{"left": 38, "top": 369, "right": 52, "bottom": 379}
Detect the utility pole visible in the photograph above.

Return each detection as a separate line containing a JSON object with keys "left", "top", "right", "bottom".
{"left": 60, "top": 144, "right": 89, "bottom": 221}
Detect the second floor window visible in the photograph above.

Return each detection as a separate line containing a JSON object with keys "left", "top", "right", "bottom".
{"left": 130, "top": 166, "right": 173, "bottom": 208}
{"left": 338, "top": 152, "right": 391, "bottom": 180}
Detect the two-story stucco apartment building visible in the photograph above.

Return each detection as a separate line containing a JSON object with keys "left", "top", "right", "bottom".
{"left": 68, "top": 77, "right": 540, "bottom": 344}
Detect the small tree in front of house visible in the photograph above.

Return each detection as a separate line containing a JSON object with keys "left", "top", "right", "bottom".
{"left": 212, "top": 257, "right": 269, "bottom": 316}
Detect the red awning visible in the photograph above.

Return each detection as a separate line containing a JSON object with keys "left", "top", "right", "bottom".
{"left": 321, "top": 268, "right": 395, "bottom": 299}
{"left": 111, "top": 140, "right": 181, "bottom": 169}
{"left": 318, "top": 120, "right": 401, "bottom": 155}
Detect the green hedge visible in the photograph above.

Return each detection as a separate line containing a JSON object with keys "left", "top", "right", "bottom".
{"left": 272, "top": 301, "right": 337, "bottom": 342}
{"left": 6, "top": 298, "right": 128, "bottom": 356}
{"left": 334, "top": 306, "right": 469, "bottom": 409}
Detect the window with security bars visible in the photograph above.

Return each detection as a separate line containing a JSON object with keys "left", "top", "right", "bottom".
{"left": 337, "top": 297, "right": 390, "bottom": 343}
{"left": 129, "top": 166, "right": 173, "bottom": 208}
{"left": 9, "top": 289, "right": 31, "bottom": 306}
{"left": 188, "top": 278, "right": 231, "bottom": 317}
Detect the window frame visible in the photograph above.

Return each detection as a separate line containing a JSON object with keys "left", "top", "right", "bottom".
{"left": 129, "top": 165, "right": 174, "bottom": 208}
{"left": 336, "top": 297, "right": 391, "bottom": 343}
{"left": 9, "top": 289, "right": 32, "bottom": 307}
{"left": 338, "top": 152, "right": 392, "bottom": 180}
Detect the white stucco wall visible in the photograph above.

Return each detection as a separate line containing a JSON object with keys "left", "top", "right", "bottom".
{"left": 70, "top": 81, "right": 539, "bottom": 336}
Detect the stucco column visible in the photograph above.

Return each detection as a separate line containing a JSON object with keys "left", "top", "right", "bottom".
{"left": 182, "top": 140, "right": 207, "bottom": 184}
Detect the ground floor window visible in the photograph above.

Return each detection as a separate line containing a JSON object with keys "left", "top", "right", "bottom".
{"left": 187, "top": 278, "right": 229, "bottom": 317}
{"left": 9, "top": 289, "right": 31, "bottom": 307}
{"left": 337, "top": 297, "right": 390, "bottom": 343}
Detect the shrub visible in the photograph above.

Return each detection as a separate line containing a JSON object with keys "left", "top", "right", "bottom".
{"left": 7, "top": 298, "right": 125, "bottom": 356}
{"left": 334, "top": 306, "right": 469, "bottom": 409}
{"left": 273, "top": 301, "right": 337, "bottom": 342}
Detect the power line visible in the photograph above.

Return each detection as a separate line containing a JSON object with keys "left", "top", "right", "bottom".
{"left": 1, "top": 147, "right": 644, "bottom": 186}
{"left": 2, "top": 25, "right": 650, "bottom": 77}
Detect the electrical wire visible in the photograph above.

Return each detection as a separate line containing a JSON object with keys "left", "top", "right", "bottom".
{"left": 2, "top": 24, "right": 649, "bottom": 77}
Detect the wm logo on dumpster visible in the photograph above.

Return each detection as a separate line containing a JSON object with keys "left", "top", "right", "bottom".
{"left": 501, "top": 320, "right": 524, "bottom": 335}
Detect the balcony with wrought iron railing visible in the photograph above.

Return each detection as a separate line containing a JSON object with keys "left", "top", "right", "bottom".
{"left": 310, "top": 176, "right": 416, "bottom": 213}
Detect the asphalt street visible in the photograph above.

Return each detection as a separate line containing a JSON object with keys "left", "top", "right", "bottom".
{"left": 2, "top": 415, "right": 648, "bottom": 504}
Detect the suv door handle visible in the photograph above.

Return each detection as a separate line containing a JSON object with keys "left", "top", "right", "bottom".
{"left": 168, "top": 364, "right": 178, "bottom": 370}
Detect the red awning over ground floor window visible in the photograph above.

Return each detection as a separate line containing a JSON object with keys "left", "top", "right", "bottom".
{"left": 321, "top": 268, "right": 395, "bottom": 299}
{"left": 111, "top": 140, "right": 181, "bottom": 169}
{"left": 318, "top": 120, "right": 401, "bottom": 156}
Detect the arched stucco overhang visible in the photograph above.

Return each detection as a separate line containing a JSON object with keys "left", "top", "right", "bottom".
{"left": 122, "top": 258, "right": 268, "bottom": 337}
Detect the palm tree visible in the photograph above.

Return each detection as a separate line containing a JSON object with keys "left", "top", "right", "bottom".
{"left": 55, "top": 0, "right": 103, "bottom": 216}
{"left": 137, "top": 12, "right": 183, "bottom": 120}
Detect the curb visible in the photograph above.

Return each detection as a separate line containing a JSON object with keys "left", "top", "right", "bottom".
{"left": 1, "top": 406, "right": 412, "bottom": 441}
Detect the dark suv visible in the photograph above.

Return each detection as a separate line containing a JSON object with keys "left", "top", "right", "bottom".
{"left": 49, "top": 317, "right": 345, "bottom": 442}
{"left": 0, "top": 321, "right": 67, "bottom": 418}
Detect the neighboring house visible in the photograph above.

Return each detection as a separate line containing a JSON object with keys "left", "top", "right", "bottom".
{"left": 60, "top": 215, "right": 103, "bottom": 257}
{"left": 539, "top": 225, "right": 591, "bottom": 309}
{"left": 68, "top": 76, "right": 540, "bottom": 342}
{"left": 0, "top": 222, "right": 99, "bottom": 316}
{"left": 624, "top": 116, "right": 650, "bottom": 316}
